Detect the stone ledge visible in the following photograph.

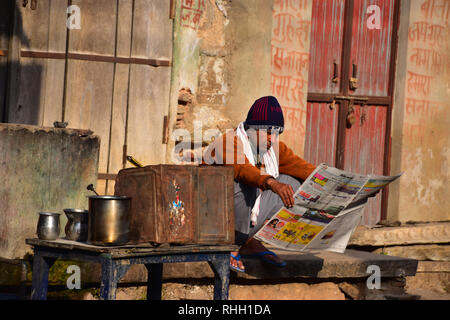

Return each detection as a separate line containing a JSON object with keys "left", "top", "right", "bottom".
{"left": 416, "top": 261, "right": 450, "bottom": 273}
{"left": 373, "top": 244, "right": 450, "bottom": 261}
{"left": 348, "top": 222, "right": 450, "bottom": 247}
{"left": 236, "top": 248, "right": 418, "bottom": 280}
{"left": 125, "top": 248, "right": 418, "bottom": 282}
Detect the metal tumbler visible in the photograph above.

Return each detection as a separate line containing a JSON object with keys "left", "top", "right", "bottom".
{"left": 37, "top": 212, "right": 61, "bottom": 240}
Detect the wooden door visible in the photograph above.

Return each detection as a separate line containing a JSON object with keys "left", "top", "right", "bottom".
{"left": 305, "top": 0, "right": 400, "bottom": 225}
{"left": 0, "top": 1, "right": 13, "bottom": 122}
{"left": 2, "top": 0, "right": 172, "bottom": 196}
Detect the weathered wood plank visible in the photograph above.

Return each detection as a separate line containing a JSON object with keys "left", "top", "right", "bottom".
{"left": 10, "top": 57, "right": 44, "bottom": 125}
{"left": 0, "top": 0, "right": 12, "bottom": 50}
{"left": 19, "top": 0, "right": 67, "bottom": 52}
{"left": 106, "top": 63, "right": 129, "bottom": 194}
{"left": 21, "top": 0, "right": 68, "bottom": 52}
{"left": 0, "top": 0, "right": 10, "bottom": 121}
{"left": 25, "top": 238, "right": 238, "bottom": 256}
{"left": 70, "top": 0, "right": 117, "bottom": 55}
{"left": 41, "top": 59, "right": 66, "bottom": 126}
{"left": 46, "top": 0, "right": 69, "bottom": 53}
{"left": 9, "top": 57, "right": 63, "bottom": 127}
{"left": 64, "top": 59, "right": 114, "bottom": 176}
{"left": 20, "top": 0, "right": 50, "bottom": 52}
{"left": 132, "top": 0, "right": 173, "bottom": 60}
{"left": 126, "top": 65, "right": 171, "bottom": 165}
{"left": 4, "top": 1, "right": 22, "bottom": 123}
{"left": 0, "top": 56, "right": 7, "bottom": 121}
{"left": 7, "top": 1, "right": 67, "bottom": 125}
{"left": 116, "top": 0, "right": 133, "bottom": 58}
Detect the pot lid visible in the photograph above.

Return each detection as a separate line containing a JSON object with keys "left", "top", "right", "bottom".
{"left": 88, "top": 195, "right": 131, "bottom": 200}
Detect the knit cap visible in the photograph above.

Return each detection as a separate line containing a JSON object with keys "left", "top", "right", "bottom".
{"left": 244, "top": 96, "right": 284, "bottom": 132}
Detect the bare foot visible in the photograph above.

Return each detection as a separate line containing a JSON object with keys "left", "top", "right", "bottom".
{"left": 230, "top": 251, "right": 245, "bottom": 272}
{"left": 239, "top": 238, "right": 285, "bottom": 266}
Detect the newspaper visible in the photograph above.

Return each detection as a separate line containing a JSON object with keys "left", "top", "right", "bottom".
{"left": 254, "top": 163, "right": 402, "bottom": 253}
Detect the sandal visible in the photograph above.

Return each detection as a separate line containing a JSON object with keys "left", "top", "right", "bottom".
{"left": 241, "top": 250, "right": 286, "bottom": 267}
{"left": 230, "top": 252, "right": 245, "bottom": 273}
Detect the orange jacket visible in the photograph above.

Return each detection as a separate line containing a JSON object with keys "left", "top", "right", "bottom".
{"left": 203, "top": 130, "right": 316, "bottom": 190}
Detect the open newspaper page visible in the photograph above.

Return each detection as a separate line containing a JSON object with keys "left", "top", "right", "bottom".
{"left": 351, "top": 173, "right": 403, "bottom": 203}
{"left": 304, "top": 204, "right": 365, "bottom": 253}
{"left": 253, "top": 204, "right": 365, "bottom": 252}
{"left": 254, "top": 164, "right": 402, "bottom": 252}
{"left": 293, "top": 164, "right": 368, "bottom": 215}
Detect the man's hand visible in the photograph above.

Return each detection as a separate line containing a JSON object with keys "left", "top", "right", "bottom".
{"left": 266, "top": 178, "right": 295, "bottom": 208}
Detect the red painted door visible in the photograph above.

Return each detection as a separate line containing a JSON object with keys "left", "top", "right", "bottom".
{"left": 305, "top": 0, "right": 399, "bottom": 225}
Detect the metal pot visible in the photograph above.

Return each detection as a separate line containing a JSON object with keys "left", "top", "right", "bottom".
{"left": 64, "top": 209, "right": 88, "bottom": 242}
{"left": 88, "top": 196, "right": 131, "bottom": 246}
{"left": 37, "top": 212, "right": 61, "bottom": 240}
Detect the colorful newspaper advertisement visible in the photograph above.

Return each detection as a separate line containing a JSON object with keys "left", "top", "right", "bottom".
{"left": 254, "top": 204, "right": 365, "bottom": 252}
{"left": 254, "top": 205, "right": 333, "bottom": 251}
{"left": 254, "top": 164, "right": 402, "bottom": 252}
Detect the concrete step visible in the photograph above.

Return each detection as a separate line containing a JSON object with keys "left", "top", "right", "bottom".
{"left": 236, "top": 248, "right": 418, "bottom": 280}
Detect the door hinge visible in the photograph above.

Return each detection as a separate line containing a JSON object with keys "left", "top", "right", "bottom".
{"left": 162, "top": 115, "right": 169, "bottom": 144}
{"left": 122, "top": 144, "right": 127, "bottom": 168}
{"left": 170, "top": 0, "right": 175, "bottom": 19}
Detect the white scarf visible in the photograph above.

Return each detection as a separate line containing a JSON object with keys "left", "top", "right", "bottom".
{"left": 236, "top": 122, "right": 279, "bottom": 225}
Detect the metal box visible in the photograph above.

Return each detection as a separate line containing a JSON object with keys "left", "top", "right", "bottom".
{"left": 114, "top": 165, "right": 235, "bottom": 245}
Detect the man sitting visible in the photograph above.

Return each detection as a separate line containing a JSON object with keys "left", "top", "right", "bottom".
{"left": 203, "top": 96, "right": 316, "bottom": 272}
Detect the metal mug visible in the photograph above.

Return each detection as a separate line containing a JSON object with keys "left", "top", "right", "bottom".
{"left": 88, "top": 196, "right": 131, "bottom": 246}
{"left": 64, "top": 209, "right": 88, "bottom": 242}
{"left": 37, "top": 212, "right": 61, "bottom": 240}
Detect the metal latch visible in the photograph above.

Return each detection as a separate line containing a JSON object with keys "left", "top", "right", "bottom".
{"left": 349, "top": 62, "right": 358, "bottom": 90}
{"left": 329, "top": 95, "right": 369, "bottom": 110}
{"left": 329, "top": 95, "right": 369, "bottom": 128}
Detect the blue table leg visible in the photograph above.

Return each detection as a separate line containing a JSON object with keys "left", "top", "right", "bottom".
{"left": 208, "top": 254, "right": 230, "bottom": 300}
{"left": 30, "top": 249, "right": 55, "bottom": 300}
{"left": 100, "top": 256, "right": 130, "bottom": 300}
{"left": 145, "top": 263, "right": 163, "bottom": 300}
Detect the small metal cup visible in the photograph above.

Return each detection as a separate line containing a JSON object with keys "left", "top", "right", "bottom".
{"left": 64, "top": 209, "right": 88, "bottom": 242}
{"left": 37, "top": 212, "right": 61, "bottom": 240}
